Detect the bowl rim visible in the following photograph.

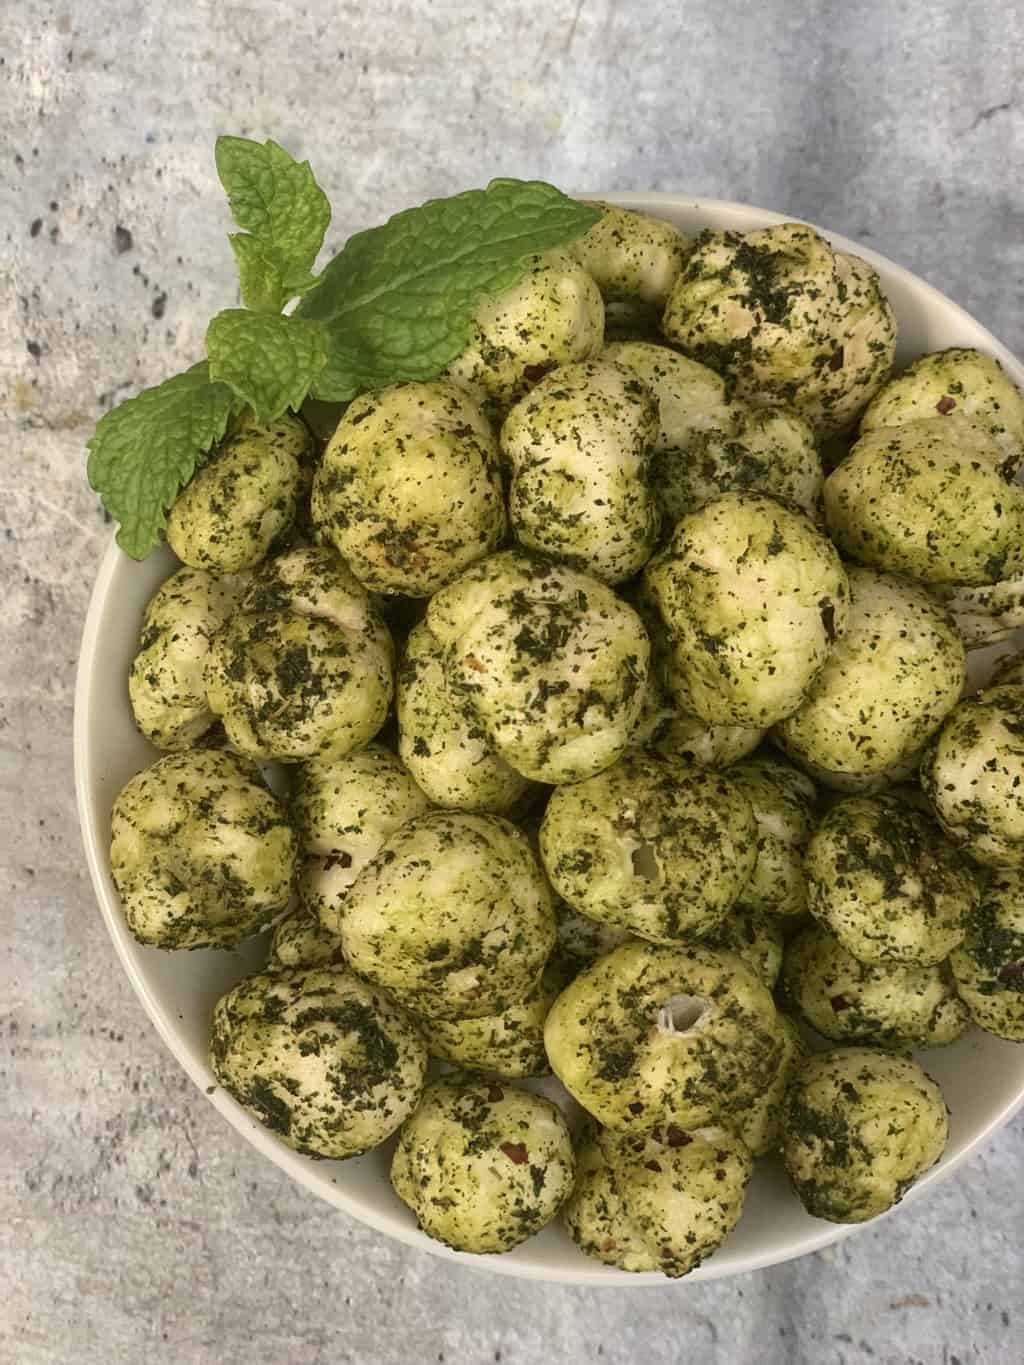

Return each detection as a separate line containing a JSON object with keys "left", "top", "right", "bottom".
{"left": 74, "top": 191, "right": 1024, "bottom": 1285}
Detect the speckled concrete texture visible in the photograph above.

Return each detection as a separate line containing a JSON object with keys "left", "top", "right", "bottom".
{"left": 2, "top": 2, "right": 1023, "bottom": 1362}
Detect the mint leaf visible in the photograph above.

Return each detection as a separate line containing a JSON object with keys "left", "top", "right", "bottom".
{"left": 228, "top": 234, "right": 321, "bottom": 313}
{"left": 86, "top": 363, "right": 240, "bottom": 559}
{"left": 227, "top": 234, "right": 286, "bottom": 314}
{"left": 216, "top": 136, "right": 330, "bottom": 311}
{"left": 206, "top": 309, "right": 327, "bottom": 422}
{"left": 295, "top": 179, "right": 600, "bottom": 401}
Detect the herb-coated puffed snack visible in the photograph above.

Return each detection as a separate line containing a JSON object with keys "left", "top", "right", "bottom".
{"left": 310, "top": 379, "right": 506, "bottom": 597}
{"left": 650, "top": 709, "right": 766, "bottom": 768}
{"left": 340, "top": 811, "right": 555, "bottom": 1020}
{"left": 205, "top": 545, "right": 394, "bottom": 763}
{"left": 783, "top": 923, "right": 970, "bottom": 1049}
{"left": 706, "top": 906, "right": 786, "bottom": 989}
{"left": 267, "top": 903, "right": 343, "bottom": 971}
{"left": 211, "top": 966, "right": 428, "bottom": 1159}
{"left": 733, "top": 1013, "right": 807, "bottom": 1157}
{"left": 445, "top": 248, "right": 604, "bottom": 418}
{"left": 544, "top": 939, "right": 784, "bottom": 1133}
{"left": 539, "top": 751, "right": 757, "bottom": 943}
{"left": 110, "top": 748, "right": 296, "bottom": 950}
{"left": 805, "top": 795, "right": 976, "bottom": 966}
{"left": 824, "top": 417, "right": 1024, "bottom": 586}
{"left": 569, "top": 203, "right": 691, "bottom": 309}
{"left": 516, "top": 817, "right": 635, "bottom": 965}
{"left": 781, "top": 1047, "right": 949, "bottom": 1223}
{"left": 500, "top": 360, "right": 660, "bottom": 583}
{"left": 644, "top": 492, "right": 849, "bottom": 727}
{"left": 949, "top": 870, "right": 1024, "bottom": 1040}
{"left": 921, "top": 685, "right": 1024, "bottom": 868}
{"left": 632, "top": 584, "right": 768, "bottom": 765}
{"left": 426, "top": 550, "right": 650, "bottom": 784}
{"left": 860, "top": 347, "right": 1024, "bottom": 474}
{"left": 684, "top": 405, "right": 822, "bottom": 522}
{"left": 661, "top": 223, "right": 896, "bottom": 438}
{"left": 423, "top": 958, "right": 570, "bottom": 1079}
{"left": 290, "top": 743, "right": 430, "bottom": 935}
{"left": 166, "top": 413, "right": 311, "bottom": 572}
{"left": 728, "top": 753, "right": 817, "bottom": 919}
{"left": 390, "top": 1076, "right": 575, "bottom": 1253}
{"left": 128, "top": 567, "right": 247, "bottom": 750}
{"left": 935, "top": 575, "right": 1024, "bottom": 650}
{"left": 397, "top": 620, "right": 532, "bottom": 813}
{"left": 776, "top": 568, "right": 966, "bottom": 785}
{"left": 564, "top": 1121, "right": 753, "bottom": 1277}
{"left": 605, "top": 341, "right": 823, "bottom": 521}
{"left": 605, "top": 340, "right": 730, "bottom": 464}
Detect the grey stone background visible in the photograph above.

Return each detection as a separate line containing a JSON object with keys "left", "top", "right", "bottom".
{"left": 2, "top": 1, "right": 1022, "bottom": 1361}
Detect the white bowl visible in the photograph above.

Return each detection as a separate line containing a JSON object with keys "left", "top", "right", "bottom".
{"left": 75, "top": 193, "right": 1024, "bottom": 1284}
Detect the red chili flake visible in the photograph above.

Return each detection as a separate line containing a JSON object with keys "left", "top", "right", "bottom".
{"left": 499, "top": 1142, "right": 528, "bottom": 1165}
{"left": 465, "top": 654, "right": 488, "bottom": 674}
{"left": 828, "top": 346, "right": 845, "bottom": 372}
{"left": 664, "top": 1126, "right": 692, "bottom": 1148}
{"left": 830, "top": 994, "right": 852, "bottom": 1012}
{"left": 487, "top": 1085, "right": 504, "bottom": 1103}
{"left": 600, "top": 1238, "right": 618, "bottom": 1253}
{"left": 323, "top": 849, "right": 353, "bottom": 871}
{"left": 522, "top": 363, "right": 550, "bottom": 385}
{"left": 644, "top": 1159, "right": 662, "bottom": 1173}
{"left": 936, "top": 395, "right": 957, "bottom": 415}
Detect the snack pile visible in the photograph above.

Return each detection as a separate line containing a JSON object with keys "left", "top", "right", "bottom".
{"left": 102, "top": 180, "right": 1024, "bottom": 1277}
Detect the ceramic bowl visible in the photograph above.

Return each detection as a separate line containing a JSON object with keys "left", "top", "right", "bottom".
{"left": 74, "top": 193, "right": 1024, "bottom": 1283}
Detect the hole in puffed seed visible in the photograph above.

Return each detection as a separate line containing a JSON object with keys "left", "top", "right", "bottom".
{"left": 656, "top": 993, "right": 711, "bottom": 1036}
{"left": 631, "top": 843, "right": 659, "bottom": 880}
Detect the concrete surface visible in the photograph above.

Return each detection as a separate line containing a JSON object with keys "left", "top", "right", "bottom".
{"left": 2, "top": 1, "right": 1023, "bottom": 1362}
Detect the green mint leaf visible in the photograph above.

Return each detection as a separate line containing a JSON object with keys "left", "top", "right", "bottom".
{"left": 86, "top": 363, "right": 239, "bottom": 560}
{"left": 206, "top": 309, "right": 327, "bottom": 423}
{"left": 295, "top": 179, "right": 600, "bottom": 401}
{"left": 228, "top": 235, "right": 322, "bottom": 314}
{"left": 216, "top": 136, "right": 331, "bottom": 308}
{"left": 228, "top": 234, "right": 286, "bottom": 314}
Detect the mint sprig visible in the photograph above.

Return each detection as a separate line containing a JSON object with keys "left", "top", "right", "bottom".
{"left": 87, "top": 140, "right": 602, "bottom": 558}
{"left": 216, "top": 136, "right": 331, "bottom": 313}
{"left": 86, "top": 364, "right": 242, "bottom": 559}
{"left": 88, "top": 139, "right": 332, "bottom": 557}
{"left": 297, "top": 179, "right": 600, "bottom": 401}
